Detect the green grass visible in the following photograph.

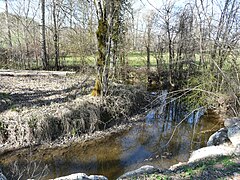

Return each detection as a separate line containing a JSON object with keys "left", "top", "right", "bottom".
{"left": 145, "top": 156, "right": 239, "bottom": 180}
{"left": 221, "top": 157, "right": 236, "bottom": 167}
{"left": 185, "top": 167, "right": 195, "bottom": 176}
{"left": 60, "top": 56, "right": 96, "bottom": 66}
{"left": 59, "top": 51, "right": 240, "bottom": 70}
{"left": 0, "top": 92, "right": 10, "bottom": 99}
{"left": 127, "top": 51, "right": 158, "bottom": 67}
{"left": 148, "top": 174, "right": 169, "bottom": 180}
{"left": 62, "top": 51, "right": 166, "bottom": 68}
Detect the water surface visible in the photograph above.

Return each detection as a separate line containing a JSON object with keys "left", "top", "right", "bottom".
{"left": 0, "top": 97, "right": 223, "bottom": 180}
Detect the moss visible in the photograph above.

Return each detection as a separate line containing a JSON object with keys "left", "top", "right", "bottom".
{"left": 96, "top": 18, "right": 108, "bottom": 68}
{"left": 91, "top": 79, "right": 101, "bottom": 96}
{"left": 94, "top": 16, "right": 108, "bottom": 95}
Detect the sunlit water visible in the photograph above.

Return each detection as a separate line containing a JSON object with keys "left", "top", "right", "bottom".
{"left": 0, "top": 93, "right": 223, "bottom": 180}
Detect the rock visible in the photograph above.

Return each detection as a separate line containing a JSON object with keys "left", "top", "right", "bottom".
{"left": 169, "top": 162, "right": 187, "bottom": 171}
{"left": 224, "top": 117, "right": 240, "bottom": 128}
{"left": 227, "top": 123, "right": 240, "bottom": 147}
{"left": 233, "top": 172, "right": 240, "bottom": 180}
{"left": 0, "top": 173, "right": 7, "bottom": 180}
{"left": 224, "top": 117, "right": 240, "bottom": 147}
{"left": 117, "top": 165, "right": 159, "bottom": 179}
{"left": 188, "top": 145, "right": 235, "bottom": 162}
{"left": 207, "top": 128, "right": 230, "bottom": 146}
{"left": 88, "top": 175, "right": 108, "bottom": 180}
{"left": 189, "top": 117, "right": 240, "bottom": 163}
{"left": 52, "top": 173, "right": 108, "bottom": 180}
{"left": 234, "top": 144, "right": 240, "bottom": 156}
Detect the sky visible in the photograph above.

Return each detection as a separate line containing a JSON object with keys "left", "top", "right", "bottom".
{"left": 0, "top": 0, "right": 185, "bottom": 24}
{"left": 0, "top": 0, "right": 160, "bottom": 24}
{"left": 0, "top": 1, "right": 5, "bottom": 12}
{"left": 0, "top": 0, "right": 160, "bottom": 13}
{"left": 0, "top": 0, "right": 187, "bottom": 31}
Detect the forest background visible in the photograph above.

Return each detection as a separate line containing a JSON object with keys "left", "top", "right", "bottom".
{"left": 0, "top": 0, "right": 239, "bottom": 115}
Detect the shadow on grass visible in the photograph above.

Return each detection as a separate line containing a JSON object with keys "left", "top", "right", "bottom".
{"left": 0, "top": 78, "right": 93, "bottom": 113}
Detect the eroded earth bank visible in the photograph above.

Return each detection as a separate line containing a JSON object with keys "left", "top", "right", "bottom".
{"left": 0, "top": 72, "right": 149, "bottom": 152}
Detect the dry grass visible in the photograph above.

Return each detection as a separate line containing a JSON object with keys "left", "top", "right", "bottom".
{"left": 0, "top": 73, "right": 151, "bottom": 152}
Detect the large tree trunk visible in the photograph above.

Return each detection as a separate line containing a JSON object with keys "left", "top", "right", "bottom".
{"left": 91, "top": 0, "right": 109, "bottom": 96}
{"left": 92, "top": 0, "right": 128, "bottom": 96}
{"left": 97, "top": 18, "right": 108, "bottom": 95}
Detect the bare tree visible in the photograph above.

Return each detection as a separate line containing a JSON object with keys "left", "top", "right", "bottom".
{"left": 157, "top": 1, "right": 177, "bottom": 86}
{"left": 41, "top": 0, "right": 48, "bottom": 69}
{"left": 176, "top": 3, "right": 195, "bottom": 79}
{"left": 4, "top": 0, "right": 12, "bottom": 49}
{"left": 143, "top": 11, "right": 156, "bottom": 87}
{"left": 52, "top": 0, "right": 59, "bottom": 70}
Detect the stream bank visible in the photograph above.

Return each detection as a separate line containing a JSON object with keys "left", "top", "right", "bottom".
{"left": 0, "top": 73, "right": 151, "bottom": 154}
{"left": 0, "top": 93, "right": 225, "bottom": 179}
{"left": 0, "top": 71, "right": 239, "bottom": 180}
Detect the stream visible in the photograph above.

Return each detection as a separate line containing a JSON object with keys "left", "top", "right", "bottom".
{"left": 0, "top": 92, "right": 223, "bottom": 180}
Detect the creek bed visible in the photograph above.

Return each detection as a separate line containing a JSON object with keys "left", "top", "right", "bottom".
{"left": 0, "top": 99, "right": 223, "bottom": 180}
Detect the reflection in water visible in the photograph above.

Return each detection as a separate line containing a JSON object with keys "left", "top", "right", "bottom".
{"left": 0, "top": 92, "right": 223, "bottom": 180}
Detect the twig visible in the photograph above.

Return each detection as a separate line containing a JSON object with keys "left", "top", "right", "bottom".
{"left": 163, "top": 107, "right": 203, "bottom": 147}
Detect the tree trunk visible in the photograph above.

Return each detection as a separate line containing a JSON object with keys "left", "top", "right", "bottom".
{"left": 92, "top": 0, "right": 111, "bottom": 96}
{"left": 146, "top": 29, "right": 151, "bottom": 74}
{"left": 41, "top": 0, "right": 48, "bottom": 70}
{"left": 53, "top": 0, "right": 59, "bottom": 70}
{"left": 94, "top": 16, "right": 108, "bottom": 96}
{"left": 5, "top": 0, "right": 12, "bottom": 49}
{"left": 167, "top": 26, "right": 173, "bottom": 85}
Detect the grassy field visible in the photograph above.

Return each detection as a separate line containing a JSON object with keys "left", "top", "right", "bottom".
{"left": 60, "top": 51, "right": 239, "bottom": 72}
{"left": 62, "top": 51, "right": 163, "bottom": 68}
{"left": 62, "top": 56, "right": 96, "bottom": 66}
{"left": 126, "top": 51, "right": 158, "bottom": 67}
